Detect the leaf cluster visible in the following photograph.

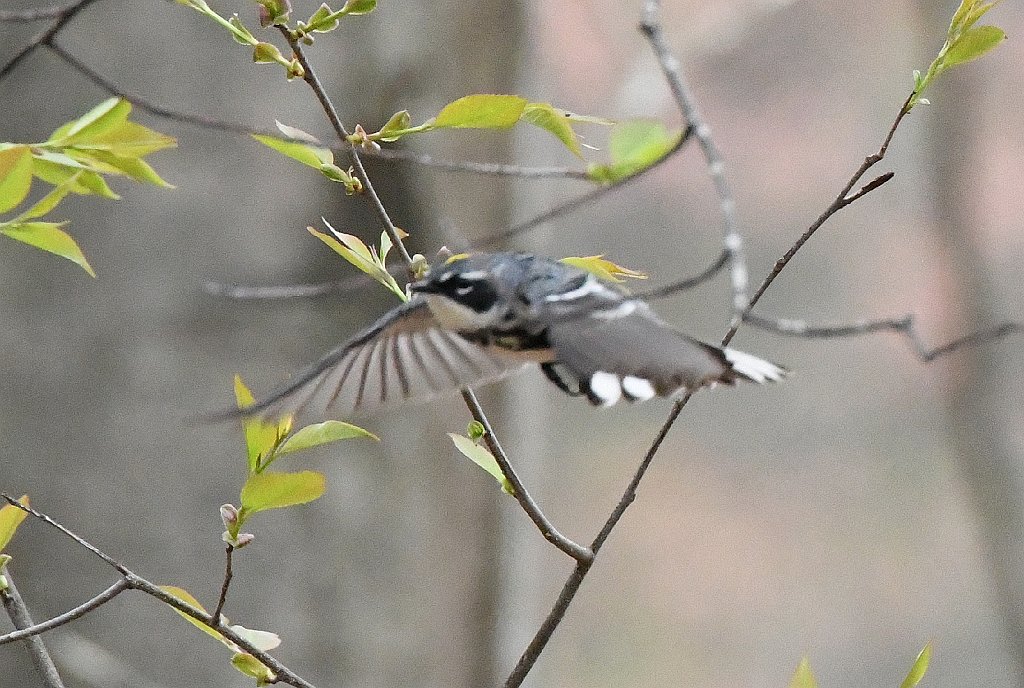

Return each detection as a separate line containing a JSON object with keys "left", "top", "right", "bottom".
{"left": 0, "top": 98, "right": 174, "bottom": 275}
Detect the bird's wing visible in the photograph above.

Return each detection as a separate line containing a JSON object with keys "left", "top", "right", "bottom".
{"left": 545, "top": 303, "right": 785, "bottom": 406}
{"left": 229, "top": 299, "right": 526, "bottom": 421}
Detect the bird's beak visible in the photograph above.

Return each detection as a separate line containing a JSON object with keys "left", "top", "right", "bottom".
{"left": 408, "top": 279, "right": 435, "bottom": 295}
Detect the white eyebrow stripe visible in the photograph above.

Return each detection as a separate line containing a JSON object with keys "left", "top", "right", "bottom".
{"left": 544, "top": 276, "right": 609, "bottom": 302}
{"left": 452, "top": 270, "right": 488, "bottom": 281}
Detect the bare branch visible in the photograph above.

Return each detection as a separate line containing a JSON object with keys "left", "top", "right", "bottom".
{"left": 477, "top": 128, "right": 690, "bottom": 248}
{"left": 745, "top": 312, "right": 1023, "bottom": 362}
{"left": 639, "top": 2, "right": 748, "bottom": 317}
{"left": 0, "top": 3, "right": 81, "bottom": 22}
{"left": 361, "top": 147, "right": 590, "bottom": 179}
{"left": 460, "top": 390, "right": 593, "bottom": 563}
{"left": 210, "top": 544, "right": 234, "bottom": 623}
{"left": 722, "top": 92, "right": 911, "bottom": 348}
{"left": 280, "top": 28, "right": 414, "bottom": 272}
{"left": 638, "top": 248, "right": 729, "bottom": 300}
{"left": 0, "top": 578, "right": 129, "bottom": 646}
{"left": 0, "top": 497, "right": 318, "bottom": 688}
{"left": 1, "top": 569, "right": 69, "bottom": 688}
{"left": 0, "top": 0, "right": 101, "bottom": 82}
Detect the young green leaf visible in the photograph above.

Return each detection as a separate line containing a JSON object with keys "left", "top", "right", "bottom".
{"left": 788, "top": 658, "right": 817, "bottom": 688}
{"left": 521, "top": 102, "right": 583, "bottom": 158}
{"left": 13, "top": 179, "right": 73, "bottom": 221}
{"left": 341, "top": 0, "right": 375, "bottom": 15}
{"left": 587, "top": 120, "right": 682, "bottom": 183}
{"left": 942, "top": 24, "right": 1006, "bottom": 69}
{"left": 0, "top": 146, "right": 34, "bottom": 214}
{"left": 253, "top": 42, "right": 285, "bottom": 64}
{"left": 0, "top": 495, "right": 29, "bottom": 554}
{"left": 1, "top": 222, "right": 95, "bottom": 277}
{"left": 308, "top": 222, "right": 406, "bottom": 300}
{"left": 559, "top": 255, "right": 647, "bottom": 283}
{"left": 900, "top": 642, "right": 933, "bottom": 688}
{"left": 158, "top": 585, "right": 225, "bottom": 639}
{"left": 377, "top": 110, "right": 413, "bottom": 142}
{"left": 47, "top": 98, "right": 129, "bottom": 145}
{"left": 239, "top": 470, "right": 326, "bottom": 516}
{"left": 231, "top": 653, "right": 276, "bottom": 685}
{"left": 276, "top": 420, "right": 378, "bottom": 457}
{"left": 69, "top": 150, "right": 173, "bottom": 188}
{"left": 253, "top": 134, "right": 333, "bottom": 169}
{"left": 234, "top": 375, "right": 292, "bottom": 473}
{"left": 449, "top": 433, "right": 514, "bottom": 495}
{"left": 433, "top": 94, "right": 527, "bottom": 130}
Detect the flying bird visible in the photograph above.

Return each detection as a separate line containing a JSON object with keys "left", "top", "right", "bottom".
{"left": 234, "top": 252, "right": 786, "bottom": 419}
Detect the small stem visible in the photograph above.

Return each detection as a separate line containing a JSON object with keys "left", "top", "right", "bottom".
{"left": 0, "top": 578, "right": 129, "bottom": 646}
{"left": 1, "top": 568, "right": 68, "bottom": 688}
{"left": 461, "top": 389, "right": 593, "bottom": 563}
{"left": 280, "top": 27, "right": 415, "bottom": 272}
{"left": 211, "top": 544, "right": 235, "bottom": 622}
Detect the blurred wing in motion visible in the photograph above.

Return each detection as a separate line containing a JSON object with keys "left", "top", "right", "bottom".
{"left": 231, "top": 299, "right": 526, "bottom": 421}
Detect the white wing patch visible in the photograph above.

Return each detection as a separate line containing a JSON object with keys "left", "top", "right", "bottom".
{"left": 621, "top": 375, "right": 657, "bottom": 401}
{"left": 589, "top": 371, "right": 623, "bottom": 406}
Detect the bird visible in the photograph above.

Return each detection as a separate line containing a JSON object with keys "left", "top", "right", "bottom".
{"left": 234, "top": 252, "right": 786, "bottom": 420}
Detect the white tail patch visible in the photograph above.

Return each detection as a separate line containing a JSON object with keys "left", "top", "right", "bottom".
{"left": 589, "top": 371, "right": 623, "bottom": 406}
{"left": 723, "top": 348, "right": 787, "bottom": 384}
{"left": 621, "top": 375, "right": 656, "bottom": 401}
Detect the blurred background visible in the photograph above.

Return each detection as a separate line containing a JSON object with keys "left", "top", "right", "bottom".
{"left": 2, "top": 0, "right": 1023, "bottom": 686}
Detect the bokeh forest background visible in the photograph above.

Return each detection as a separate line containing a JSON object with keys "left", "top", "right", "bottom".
{"left": 2, "top": 0, "right": 1024, "bottom": 687}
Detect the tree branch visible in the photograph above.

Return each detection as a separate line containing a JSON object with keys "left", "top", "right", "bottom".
{"left": 0, "top": 496, "right": 319, "bottom": 688}
{"left": 0, "top": 577, "right": 129, "bottom": 646}
{"left": 0, "top": 3, "right": 82, "bottom": 22}
{"left": 460, "top": 390, "right": 592, "bottom": 562}
{"left": 0, "top": 0, "right": 101, "bottom": 82}
{"left": 745, "top": 312, "right": 1023, "bottom": 362}
{"left": 639, "top": 0, "right": 748, "bottom": 317}
{"left": 1, "top": 568, "right": 69, "bottom": 688}
{"left": 210, "top": 544, "right": 234, "bottom": 623}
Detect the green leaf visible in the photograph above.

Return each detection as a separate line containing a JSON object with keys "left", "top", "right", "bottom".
{"left": 239, "top": 470, "right": 326, "bottom": 516}
{"left": 305, "top": 3, "right": 339, "bottom": 32}
{"left": 587, "top": 120, "right": 682, "bottom": 183}
{"left": 0, "top": 495, "right": 29, "bottom": 554}
{"left": 788, "top": 658, "right": 817, "bottom": 688}
{"left": 253, "top": 42, "right": 284, "bottom": 64}
{"left": 900, "top": 642, "right": 933, "bottom": 688}
{"left": 231, "top": 653, "right": 276, "bottom": 685}
{"left": 559, "top": 255, "right": 647, "bottom": 283}
{"left": 433, "top": 94, "right": 527, "bottom": 130}
{"left": 1, "top": 222, "right": 95, "bottom": 276}
{"left": 14, "top": 179, "right": 72, "bottom": 221}
{"left": 274, "top": 121, "right": 321, "bottom": 143}
{"left": 253, "top": 134, "right": 333, "bottom": 169}
{"left": 277, "top": 420, "right": 377, "bottom": 457}
{"left": 341, "top": 0, "right": 375, "bottom": 15}
{"left": 158, "top": 585, "right": 224, "bottom": 638}
{"left": 522, "top": 103, "right": 582, "bottom": 157}
{"left": 449, "top": 433, "right": 514, "bottom": 495}
{"left": 308, "top": 223, "right": 405, "bottom": 300}
{"left": 378, "top": 110, "right": 412, "bottom": 142}
{"left": 68, "top": 150, "right": 173, "bottom": 187}
{"left": 943, "top": 25, "right": 1006, "bottom": 69}
{"left": 47, "top": 98, "right": 128, "bottom": 144}
{"left": 234, "top": 375, "right": 291, "bottom": 473}
{"left": 228, "top": 15, "right": 256, "bottom": 45}
{"left": 0, "top": 146, "right": 33, "bottom": 214}
{"left": 69, "top": 120, "right": 177, "bottom": 157}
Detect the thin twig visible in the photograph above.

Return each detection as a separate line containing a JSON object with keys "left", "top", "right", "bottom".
{"left": 745, "top": 312, "right": 1023, "bottom": 362}
{"left": 638, "top": 248, "right": 729, "bottom": 300}
{"left": 1, "top": 569, "right": 69, "bottom": 688}
{"left": 477, "top": 127, "right": 691, "bottom": 248}
{"left": 0, "top": 578, "right": 129, "bottom": 646}
{"left": 210, "top": 545, "right": 234, "bottom": 622}
{"left": 0, "top": 3, "right": 81, "bottom": 22}
{"left": 640, "top": 0, "right": 748, "bottom": 318}
{"left": 722, "top": 93, "right": 912, "bottom": 348}
{"left": 280, "top": 27, "right": 414, "bottom": 271}
{"left": 0, "top": 0, "right": 101, "bottom": 82}
{"left": 361, "top": 147, "right": 590, "bottom": 179}
{"left": 461, "top": 390, "right": 592, "bottom": 562}
{"left": 0, "top": 497, "right": 318, "bottom": 688}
